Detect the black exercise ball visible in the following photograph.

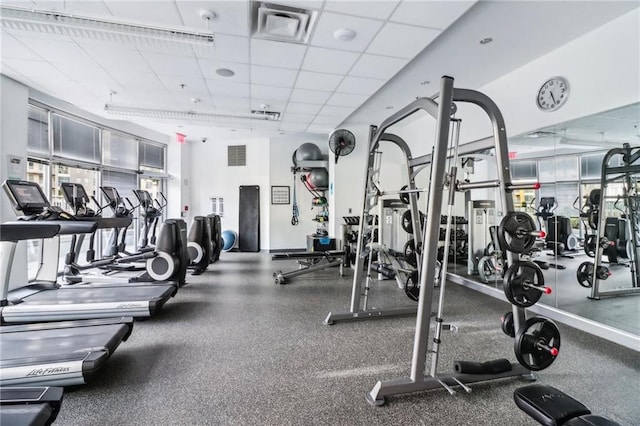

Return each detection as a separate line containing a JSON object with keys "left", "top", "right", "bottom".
{"left": 295, "top": 143, "right": 322, "bottom": 162}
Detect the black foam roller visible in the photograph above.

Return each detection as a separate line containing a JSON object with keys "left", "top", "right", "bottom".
{"left": 454, "top": 358, "right": 512, "bottom": 375}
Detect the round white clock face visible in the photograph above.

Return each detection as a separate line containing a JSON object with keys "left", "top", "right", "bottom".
{"left": 537, "top": 77, "right": 569, "bottom": 111}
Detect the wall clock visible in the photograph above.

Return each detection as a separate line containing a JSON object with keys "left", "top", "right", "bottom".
{"left": 537, "top": 77, "right": 569, "bottom": 112}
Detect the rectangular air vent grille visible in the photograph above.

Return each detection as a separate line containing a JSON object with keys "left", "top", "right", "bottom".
{"left": 228, "top": 145, "right": 246, "bottom": 167}
{"left": 252, "top": 2, "right": 318, "bottom": 44}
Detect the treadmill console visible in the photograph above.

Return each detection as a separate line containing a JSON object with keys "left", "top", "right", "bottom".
{"left": 2, "top": 179, "right": 72, "bottom": 220}
{"left": 101, "top": 186, "right": 131, "bottom": 218}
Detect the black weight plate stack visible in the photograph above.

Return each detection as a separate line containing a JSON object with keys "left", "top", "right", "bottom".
{"left": 503, "top": 260, "right": 545, "bottom": 307}
{"left": 514, "top": 317, "right": 561, "bottom": 371}
{"left": 497, "top": 212, "right": 538, "bottom": 254}
{"left": 501, "top": 311, "right": 515, "bottom": 338}
{"left": 403, "top": 239, "right": 421, "bottom": 267}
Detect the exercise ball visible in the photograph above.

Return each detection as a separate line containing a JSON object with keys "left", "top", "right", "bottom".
{"left": 295, "top": 143, "right": 322, "bottom": 162}
{"left": 306, "top": 168, "right": 329, "bottom": 189}
{"left": 221, "top": 230, "right": 237, "bottom": 252}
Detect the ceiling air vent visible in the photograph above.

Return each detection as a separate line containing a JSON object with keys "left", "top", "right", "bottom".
{"left": 252, "top": 2, "right": 318, "bottom": 44}
{"left": 228, "top": 145, "right": 246, "bottom": 167}
{"left": 251, "top": 109, "right": 281, "bottom": 121}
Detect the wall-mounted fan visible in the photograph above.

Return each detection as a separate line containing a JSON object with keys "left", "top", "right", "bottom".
{"left": 328, "top": 129, "right": 356, "bottom": 164}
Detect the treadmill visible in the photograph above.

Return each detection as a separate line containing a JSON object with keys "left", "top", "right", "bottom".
{"left": 0, "top": 180, "right": 177, "bottom": 323}
{"left": 0, "top": 222, "right": 134, "bottom": 387}
{"left": 1, "top": 386, "right": 64, "bottom": 426}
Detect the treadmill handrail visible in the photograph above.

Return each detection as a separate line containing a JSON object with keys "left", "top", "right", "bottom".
{"left": 4, "top": 220, "right": 97, "bottom": 236}
{"left": 0, "top": 223, "right": 60, "bottom": 242}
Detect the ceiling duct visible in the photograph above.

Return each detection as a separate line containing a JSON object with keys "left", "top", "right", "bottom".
{"left": 253, "top": 2, "right": 318, "bottom": 44}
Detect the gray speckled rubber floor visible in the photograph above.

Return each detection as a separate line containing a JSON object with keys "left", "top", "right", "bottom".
{"left": 56, "top": 252, "right": 640, "bottom": 425}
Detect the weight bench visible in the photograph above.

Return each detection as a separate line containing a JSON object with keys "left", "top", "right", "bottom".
{"left": 514, "top": 384, "right": 621, "bottom": 426}
{"left": 271, "top": 247, "right": 350, "bottom": 285}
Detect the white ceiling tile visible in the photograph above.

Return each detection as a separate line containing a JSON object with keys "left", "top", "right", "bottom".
{"left": 367, "top": 23, "right": 440, "bottom": 59}
{"left": 81, "top": 44, "right": 152, "bottom": 73}
{"left": 34, "top": 1, "right": 113, "bottom": 16}
{"left": 281, "top": 112, "right": 316, "bottom": 123}
{"left": 390, "top": 1, "right": 476, "bottom": 30}
{"left": 141, "top": 52, "right": 201, "bottom": 76}
{"left": 279, "top": 122, "right": 309, "bottom": 132}
{"left": 251, "top": 65, "right": 298, "bottom": 88}
{"left": 306, "top": 125, "right": 333, "bottom": 134}
{"left": 157, "top": 74, "right": 208, "bottom": 95}
{"left": 326, "top": 92, "right": 369, "bottom": 108}
{"left": 198, "top": 60, "right": 250, "bottom": 82}
{"left": 289, "top": 88, "right": 332, "bottom": 105}
{"left": 274, "top": 1, "right": 324, "bottom": 9}
{"left": 251, "top": 99, "right": 287, "bottom": 113}
{"left": 176, "top": 1, "right": 250, "bottom": 37}
{"left": 251, "top": 39, "right": 306, "bottom": 69}
{"left": 208, "top": 33, "right": 250, "bottom": 64}
{"left": 302, "top": 47, "right": 360, "bottom": 75}
{"left": 309, "top": 11, "right": 384, "bottom": 52}
{"left": 4, "top": 58, "right": 69, "bottom": 81}
{"left": 336, "top": 76, "right": 386, "bottom": 96}
{"left": 100, "top": 1, "right": 184, "bottom": 27}
{"left": 285, "top": 102, "right": 323, "bottom": 115}
{"left": 213, "top": 96, "right": 251, "bottom": 112}
{"left": 295, "top": 71, "right": 343, "bottom": 91}
{"left": 319, "top": 105, "right": 354, "bottom": 118}
{"left": 1, "top": 34, "right": 42, "bottom": 61}
{"left": 323, "top": 1, "right": 400, "bottom": 20}
{"left": 251, "top": 84, "right": 292, "bottom": 101}
{"left": 206, "top": 81, "right": 250, "bottom": 98}
{"left": 109, "top": 71, "right": 166, "bottom": 92}
{"left": 312, "top": 115, "right": 342, "bottom": 126}
{"left": 349, "top": 54, "right": 408, "bottom": 79}
{"left": 17, "top": 37, "right": 97, "bottom": 67}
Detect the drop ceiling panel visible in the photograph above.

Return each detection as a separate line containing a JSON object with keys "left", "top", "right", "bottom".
{"left": 318, "top": 104, "right": 354, "bottom": 118}
{"left": 301, "top": 47, "right": 360, "bottom": 75}
{"left": 109, "top": 71, "right": 165, "bottom": 92}
{"left": 18, "top": 37, "right": 97, "bottom": 68}
{"left": 141, "top": 52, "right": 202, "bottom": 77}
{"left": 198, "top": 60, "right": 250, "bottom": 82}
{"left": 250, "top": 65, "right": 298, "bottom": 88}
{"left": 0, "top": 34, "right": 42, "bottom": 61}
{"left": 213, "top": 96, "right": 251, "bottom": 112}
{"left": 349, "top": 54, "right": 408, "bottom": 79}
{"left": 207, "top": 33, "right": 250, "bottom": 64}
{"left": 390, "top": 1, "right": 477, "bottom": 30}
{"left": 326, "top": 92, "right": 369, "bottom": 108}
{"left": 251, "top": 99, "right": 286, "bottom": 113}
{"left": 312, "top": 115, "right": 342, "bottom": 126}
{"left": 289, "top": 88, "right": 332, "bottom": 105}
{"left": 6, "top": 58, "right": 71, "bottom": 81}
{"left": 31, "top": 0, "right": 113, "bottom": 16}
{"left": 281, "top": 112, "right": 315, "bottom": 123}
{"left": 279, "top": 122, "right": 308, "bottom": 132}
{"left": 307, "top": 124, "right": 334, "bottom": 134}
{"left": 176, "top": 1, "right": 250, "bottom": 37}
{"left": 336, "top": 76, "right": 386, "bottom": 96}
{"left": 100, "top": 1, "right": 183, "bottom": 28}
{"left": 156, "top": 74, "right": 207, "bottom": 95}
{"left": 323, "top": 0, "right": 400, "bottom": 20}
{"left": 295, "top": 71, "right": 343, "bottom": 91}
{"left": 251, "top": 84, "right": 292, "bottom": 101}
{"left": 367, "top": 23, "right": 441, "bottom": 59}
{"left": 82, "top": 44, "right": 153, "bottom": 73}
{"left": 309, "top": 12, "right": 384, "bottom": 52}
{"left": 251, "top": 39, "right": 307, "bottom": 69}
{"left": 206, "top": 81, "right": 250, "bottom": 98}
{"left": 285, "top": 102, "right": 323, "bottom": 115}
{"left": 275, "top": 1, "right": 325, "bottom": 10}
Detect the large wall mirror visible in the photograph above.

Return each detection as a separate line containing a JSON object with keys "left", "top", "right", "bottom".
{"left": 461, "top": 102, "right": 640, "bottom": 344}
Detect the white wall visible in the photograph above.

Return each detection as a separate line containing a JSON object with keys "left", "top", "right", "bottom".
{"left": 269, "top": 134, "right": 327, "bottom": 250}
{"left": 166, "top": 139, "right": 189, "bottom": 221}
{"left": 0, "top": 75, "right": 29, "bottom": 287}
{"left": 188, "top": 136, "right": 271, "bottom": 250}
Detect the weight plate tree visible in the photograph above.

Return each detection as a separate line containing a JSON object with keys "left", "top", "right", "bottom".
{"left": 503, "top": 260, "right": 550, "bottom": 308}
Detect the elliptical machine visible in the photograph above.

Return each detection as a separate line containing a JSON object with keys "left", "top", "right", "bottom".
{"left": 131, "top": 189, "right": 166, "bottom": 250}
{"left": 535, "top": 197, "right": 579, "bottom": 257}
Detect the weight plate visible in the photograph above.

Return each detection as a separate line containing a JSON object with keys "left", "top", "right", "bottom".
{"left": 596, "top": 265, "right": 610, "bottom": 280}
{"left": 576, "top": 261, "right": 594, "bottom": 288}
{"left": 401, "top": 210, "right": 413, "bottom": 234}
{"left": 497, "top": 212, "right": 538, "bottom": 254}
{"left": 514, "top": 317, "right": 561, "bottom": 371}
{"left": 402, "top": 239, "right": 421, "bottom": 267}
{"left": 404, "top": 270, "right": 420, "bottom": 302}
{"left": 478, "top": 256, "right": 496, "bottom": 283}
{"left": 500, "top": 311, "right": 515, "bottom": 338}
{"left": 584, "top": 235, "right": 596, "bottom": 257}
{"left": 503, "top": 260, "right": 545, "bottom": 307}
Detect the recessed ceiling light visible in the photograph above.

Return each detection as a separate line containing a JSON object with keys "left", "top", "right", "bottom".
{"left": 216, "top": 68, "right": 235, "bottom": 77}
{"left": 333, "top": 28, "right": 356, "bottom": 41}
{"left": 480, "top": 37, "right": 493, "bottom": 45}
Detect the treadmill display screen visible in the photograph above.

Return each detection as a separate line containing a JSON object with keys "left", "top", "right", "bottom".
{"left": 61, "top": 183, "right": 90, "bottom": 205}
{"left": 3, "top": 180, "right": 50, "bottom": 211}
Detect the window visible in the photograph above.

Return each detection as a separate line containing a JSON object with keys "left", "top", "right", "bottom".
{"left": 511, "top": 160, "right": 537, "bottom": 180}
{"left": 103, "top": 130, "right": 138, "bottom": 170}
{"left": 139, "top": 141, "right": 165, "bottom": 171}
{"left": 27, "top": 106, "right": 49, "bottom": 155}
{"left": 52, "top": 114, "right": 101, "bottom": 163}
